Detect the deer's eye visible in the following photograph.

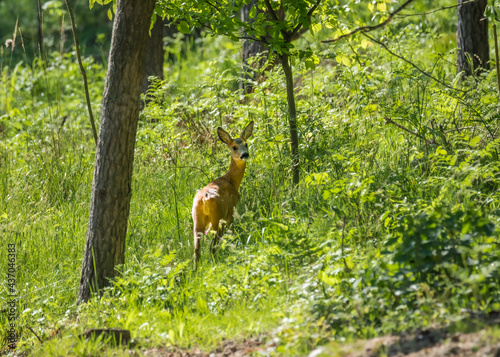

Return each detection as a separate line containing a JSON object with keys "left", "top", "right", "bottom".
{"left": 232, "top": 146, "right": 237, "bottom": 151}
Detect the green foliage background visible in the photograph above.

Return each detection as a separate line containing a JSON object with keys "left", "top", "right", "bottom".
{"left": 1, "top": 0, "right": 112, "bottom": 66}
{"left": 1, "top": 0, "right": 500, "bottom": 355}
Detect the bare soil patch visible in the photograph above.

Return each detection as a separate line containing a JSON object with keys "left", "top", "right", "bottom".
{"left": 333, "top": 313, "right": 500, "bottom": 357}
{"left": 141, "top": 337, "right": 272, "bottom": 357}
{"left": 141, "top": 316, "right": 500, "bottom": 357}
{"left": 330, "top": 328, "right": 500, "bottom": 357}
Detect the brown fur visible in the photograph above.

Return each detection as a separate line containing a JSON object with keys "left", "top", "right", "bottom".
{"left": 192, "top": 121, "right": 254, "bottom": 267}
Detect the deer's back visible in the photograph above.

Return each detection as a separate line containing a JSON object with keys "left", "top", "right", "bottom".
{"left": 192, "top": 177, "right": 240, "bottom": 224}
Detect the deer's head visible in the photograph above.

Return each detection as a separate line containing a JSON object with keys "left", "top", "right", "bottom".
{"left": 217, "top": 121, "right": 254, "bottom": 163}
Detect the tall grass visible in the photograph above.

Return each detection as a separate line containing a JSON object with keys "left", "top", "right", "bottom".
{"left": 0, "top": 23, "right": 499, "bottom": 356}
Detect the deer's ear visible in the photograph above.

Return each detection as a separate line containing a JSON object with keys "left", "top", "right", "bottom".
{"left": 217, "top": 127, "right": 232, "bottom": 145}
{"left": 240, "top": 121, "right": 254, "bottom": 140}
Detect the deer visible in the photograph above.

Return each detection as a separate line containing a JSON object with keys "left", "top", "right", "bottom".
{"left": 192, "top": 121, "right": 254, "bottom": 267}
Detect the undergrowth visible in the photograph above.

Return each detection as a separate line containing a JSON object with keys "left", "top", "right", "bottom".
{"left": 0, "top": 21, "right": 500, "bottom": 357}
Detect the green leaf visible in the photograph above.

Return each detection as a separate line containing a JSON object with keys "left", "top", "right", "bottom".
{"left": 107, "top": 8, "right": 113, "bottom": 20}
{"left": 336, "top": 54, "right": 351, "bottom": 67}
{"left": 177, "top": 21, "right": 191, "bottom": 34}
{"left": 377, "top": 2, "right": 386, "bottom": 12}
{"left": 268, "top": 220, "right": 288, "bottom": 231}
{"left": 470, "top": 136, "right": 481, "bottom": 147}
{"left": 318, "top": 271, "right": 339, "bottom": 286}
{"left": 361, "top": 39, "right": 371, "bottom": 49}
{"left": 196, "top": 296, "right": 208, "bottom": 313}
{"left": 377, "top": 2, "right": 387, "bottom": 12}
{"left": 305, "top": 59, "right": 316, "bottom": 70}
{"left": 249, "top": 6, "right": 256, "bottom": 19}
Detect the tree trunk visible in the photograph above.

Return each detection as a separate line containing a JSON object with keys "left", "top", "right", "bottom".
{"left": 77, "top": 0, "right": 156, "bottom": 304}
{"left": 36, "top": 0, "right": 44, "bottom": 58}
{"left": 141, "top": 14, "right": 164, "bottom": 96}
{"left": 241, "top": 0, "right": 268, "bottom": 93}
{"left": 280, "top": 53, "right": 300, "bottom": 185}
{"left": 457, "top": 0, "right": 489, "bottom": 76}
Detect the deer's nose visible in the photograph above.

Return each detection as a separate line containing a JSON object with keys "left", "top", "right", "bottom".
{"left": 240, "top": 152, "right": 249, "bottom": 159}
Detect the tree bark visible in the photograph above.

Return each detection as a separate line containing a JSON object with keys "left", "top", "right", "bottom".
{"left": 141, "top": 14, "right": 165, "bottom": 96}
{"left": 241, "top": 0, "right": 268, "bottom": 93}
{"left": 457, "top": 0, "right": 489, "bottom": 76}
{"left": 280, "top": 53, "right": 300, "bottom": 185}
{"left": 77, "top": 0, "right": 156, "bottom": 304}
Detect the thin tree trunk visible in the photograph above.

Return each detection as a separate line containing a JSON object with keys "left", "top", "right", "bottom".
{"left": 457, "top": 0, "right": 489, "bottom": 76}
{"left": 141, "top": 14, "right": 164, "bottom": 96}
{"left": 280, "top": 53, "right": 299, "bottom": 185}
{"left": 64, "top": 0, "right": 99, "bottom": 146}
{"left": 77, "top": 0, "right": 156, "bottom": 304}
{"left": 36, "top": 0, "right": 44, "bottom": 58}
{"left": 241, "top": 0, "right": 268, "bottom": 93}
{"left": 493, "top": 24, "right": 500, "bottom": 95}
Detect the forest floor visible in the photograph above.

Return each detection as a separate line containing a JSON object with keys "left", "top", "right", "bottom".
{"left": 327, "top": 328, "right": 500, "bottom": 357}
{"left": 140, "top": 330, "right": 500, "bottom": 357}
{"left": 140, "top": 316, "right": 500, "bottom": 357}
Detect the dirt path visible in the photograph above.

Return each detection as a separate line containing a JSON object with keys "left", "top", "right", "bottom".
{"left": 141, "top": 327, "right": 500, "bottom": 356}
{"left": 319, "top": 328, "right": 500, "bottom": 357}
{"left": 142, "top": 337, "right": 267, "bottom": 357}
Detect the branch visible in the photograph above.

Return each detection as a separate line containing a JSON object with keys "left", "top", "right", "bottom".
{"left": 363, "top": 33, "right": 466, "bottom": 93}
{"left": 395, "top": 0, "right": 478, "bottom": 18}
{"left": 306, "top": 0, "right": 322, "bottom": 19}
{"left": 188, "top": 5, "right": 272, "bottom": 45}
{"left": 203, "top": 0, "right": 222, "bottom": 14}
{"left": 27, "top": 326, "right": 43, "bottom": 344}
{"left": 263, "top": 0, "right": 280, "bottom": 22}
{"left": 444, "top": 126, "right": 476, "bottom": 133}
{"left": 385, "top": 117, "right": 435, "bottom": 145}
{"left": 64, "top": 0, "right": 98, "bottom": 146}
{"left": 322, "top": 0, "right": 415, "bottom": 43}
{"left": 289, "top": 0, "right": 322, "bottom": 41}
{"left": 240, "top": 35, "right": 268, "bottom": 43}
{"left": 197, "top": 19, "right": 269, "bottom": 44}
{"left": 263, "top": 0, "right": 293, "bottom": 44}
{"left": 177, "top": 165, "right": 211, "bottom": 182}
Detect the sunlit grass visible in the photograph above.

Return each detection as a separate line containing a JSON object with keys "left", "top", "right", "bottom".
{"left": 1, "top": 26, "right": 499, "bottom": 356}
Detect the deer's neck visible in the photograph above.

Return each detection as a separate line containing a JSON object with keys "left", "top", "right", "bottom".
{"left": 223, "top": 157, "right": 246, "bottom": 191}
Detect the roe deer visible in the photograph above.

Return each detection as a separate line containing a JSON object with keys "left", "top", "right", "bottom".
{"left": 192, "top": 121, "right": 254, "bottom": 266}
